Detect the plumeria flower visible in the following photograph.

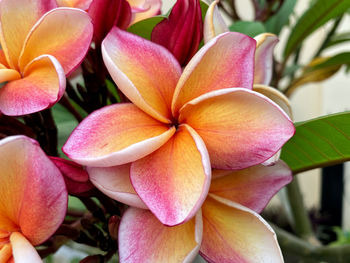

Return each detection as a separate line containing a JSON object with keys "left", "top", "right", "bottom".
{"left": 0, "top": 136, "right": 67, "bottom": 263}
{"left": 0, "top": 0, "right": 93, "bottom": 116}
{"left": 204, "top": 0, "right": 293, "bottom": 166}
{"left": 63, "top": 28, "right": 294, "bottom": 226}
{"left": 151, "top": 0, "right": 203, "bottom": 66}
{"left": 98, "top": 161, "right": 292, "bottom": 262}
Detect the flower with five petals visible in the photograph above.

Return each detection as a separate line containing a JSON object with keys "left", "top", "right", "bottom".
{"left": 0, "top": 0, "right": 93, "bottom": 116}
{"left": 63, "top": 28, "right": 295, "bottom": 226}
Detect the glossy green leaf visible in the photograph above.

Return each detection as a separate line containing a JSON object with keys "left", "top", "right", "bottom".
{"left": 229, "top": 21, "right": 266, "bottom": 37}
{"left": 265, "top": 0, "right": 297, "bottom": 35}
{"left": 127, "top": 16, "right": 165, "bottom": 40}
{"left": 281, "top": 112, "right": 350, "bottom": 174}
{"left": 326, "top": 32, "right": 350, "bottom": 49}
{"left": 283, "top": 0, "right": 350, "bottom": 59}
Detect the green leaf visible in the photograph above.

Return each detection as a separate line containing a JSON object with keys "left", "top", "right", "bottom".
{"left": 52, "top": 104, "right": 78, "bottom": 157}
{"left": 326, "top": 32, "right": 350, "bottom": 48}
{"left": 229, "top": 21, "right": 266, "bottom": 37}
{"left": 311, "top": 52, "right": 350, "bottom": 70}
{"left": 200, "top": 0, "right": 209, "bottom": 21}
{"left": 265, "top": 0, "right": 297, "bottom": 35}
{"left": 127, "top": 16, "right": 166, "bottom": 40}
{"left": 283, "top": 0, "right": 350, "bottom": 59}
{"left": 281, "top": 112, "right": 350, "bottom": 174}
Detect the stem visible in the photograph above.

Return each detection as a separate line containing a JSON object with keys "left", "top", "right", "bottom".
{"left": 59, "top": 93, "right": 83, "bottom": 122}
{"left": 40, "top": 109, "right": 58, "bottom": 156}
{"left": 272, "top": 223, "right": 350, "bottom": 263}
{"left": 285, "top": 176, "right": 318, "bottom": 244}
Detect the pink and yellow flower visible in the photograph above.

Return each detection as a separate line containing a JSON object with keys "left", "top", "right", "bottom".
{"left": 0, "top": 0, "right": 93, "bottom": 116}
{"left": 98, "top": 161, "right": 292, "bottom": 262}
{"left": 63, "top": 28, "right": 294, "bottom": 226}
{"left": 0, "top": 136, "right": 67, "bottom": 262}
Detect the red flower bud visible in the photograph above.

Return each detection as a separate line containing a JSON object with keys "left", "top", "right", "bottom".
{"left": 151, "top": 0, "right": 203, "bottom": 66}
{"left": 88, "top": 0, "right": 132, "bottom": 45}
{"left": 50, "top": 157, "right": 95, "bottom": 196}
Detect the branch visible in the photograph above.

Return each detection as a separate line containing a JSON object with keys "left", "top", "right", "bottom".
{"left": 285, "top": 176, "right": 319, "bottom": 244}
{"left": 272, "top": 223, "right": 350, "bottom": 263}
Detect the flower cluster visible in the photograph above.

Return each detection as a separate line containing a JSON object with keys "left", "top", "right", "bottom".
{"left": 0, "top": 0, "right": 295, "bottom": 262}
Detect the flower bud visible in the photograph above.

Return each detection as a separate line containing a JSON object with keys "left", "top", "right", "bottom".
{"left": 151, "top": 0, "right": 203, "bottom": 66}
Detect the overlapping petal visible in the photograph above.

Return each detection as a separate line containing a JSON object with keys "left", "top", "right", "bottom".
{"left": 253, "top": 85, "right": 293, "bottom": 165}
{"left": 179, "top": 88, "right": 295, "bottom": 169}
{"left": 18, "top": 7, "right": 93, "bottom": 75}
{"left": 118, "top": 207, "right": 202, "bottom": 263}
{"left": 131, "top": 124, "right": 211, "bottom": 226}
{"left": 254, "top": 34, "right": 279, "bottom": 85}
{"left": 0, "top": 0, "right": 57, "bottom": 69}
{"left": 203, "top": 0, "right": 228, "bottom": 43}
{"left": 63, "top": 103, "right": 175, "bottom": 167}
{"left": 171, "top": 32, "right": 256, "bottom": 115}
{"left": 200, "top": 195, "right": 283, "bottom": 263}
{"left": 102, "top": 28, "right": 181, "bottom": 123}
{"left": 210, "top": 161, "right": 292, "bottom": 213}
{"left": 0, "top": 69, "right": 21, "bottom": 83}
{"left": 0, "top": 136, "right": 67, "bottom": 246}
{"left": 10, "top": 232, "right": 42, "bottom": 263}
{"left": 129, "top": 0, "right": 161, "bottom": 24}
{"left": 253, "top": 84, "right": 293, "bottom": 119}
{"left": 87, "top": 164, "right": 147, "bottom": 209}
{"left": 0, "top": 55, "right": 65, "bottom": 116}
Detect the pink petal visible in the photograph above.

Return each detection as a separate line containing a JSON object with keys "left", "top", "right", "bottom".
{"left": 102, "top": 27, "right": 181, "bottom": 123}
{"left": 0, "top": 0, "right": 56, "bottom": 69}
{"left": 210, "top": 160, "right": 292, "bottom": 213}
{"left": 0, "top": 136, "right": 67, "bottom": 245}
{"left": 0, "top": 55, "right": 65, "bottom": 116}
{"left": 131, "top": 124, "right": 211, "bottom": 226}
{"left": 254, "top": 33, "right": 279, "bottom": 85}
{"left": 118, "top": 207, "right": 202, "bottom": 263}
{"left": 172, "top": 32, "right": 256, "bottom": 116}
{"left": 19, "top": 7, "right": 93, "bottom": 75}
{"left": 87, "top": 164, "right": 147, "bottom": 209}
{"left": 200, "top": 195, "right": 283, "bottom": 263}
{"left": 179, "top": 88, "right": 295, "bottom": 170}
{"left": 63, "top": 103, "right": 176, "bottom": 167}
{"left": 151, "top": 0, "right": 203, "bottom": 66}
